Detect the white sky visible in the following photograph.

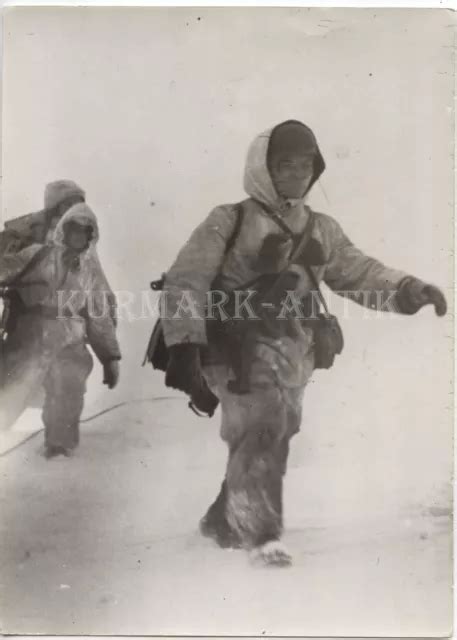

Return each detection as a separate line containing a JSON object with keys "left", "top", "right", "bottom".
{"left": 2, "top": 8, "right": 454, "bottom": 414}
{"left": 1, "top": 10, "right": 455, "bottom": 635}
{"left": 2, "top": 8, "right": 453, "bottom": 289}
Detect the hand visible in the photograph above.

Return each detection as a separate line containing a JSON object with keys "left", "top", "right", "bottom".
{"left": 166, "top": 344, "right": 219, "bottom": 417}
{"left": 103, "top": 359, "right": 120, "bottom": 389}
{"left": 398, "top": 278, "right": 447, "bottom": 317}
{"left": 423, "top": 284, "right": 448, "bottom": 316}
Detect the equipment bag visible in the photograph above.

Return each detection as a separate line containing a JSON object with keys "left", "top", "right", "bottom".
{"left": 0, "top": 245, "right": 52, "bottom": 387}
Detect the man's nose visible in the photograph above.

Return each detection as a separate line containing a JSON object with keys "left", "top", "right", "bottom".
{"left": 290, "top": 167, "right": 308, "bottom": 180}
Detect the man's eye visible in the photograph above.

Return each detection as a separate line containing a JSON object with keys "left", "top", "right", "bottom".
{"left": 279, "top": 161, "right": 313, "bottom": 171}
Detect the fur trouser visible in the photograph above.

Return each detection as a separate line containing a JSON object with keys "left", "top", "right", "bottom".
{"left": 204, "top": 437, "right": 291, "bottom": 548}
{"left": 204, "top": 331, "right": 313, "bottom": 549}
{"left": 1, "top": 318, "right": 93, "bottom": 446}
{"left": 42, "top": 344, "right": 93, "bottom": 449}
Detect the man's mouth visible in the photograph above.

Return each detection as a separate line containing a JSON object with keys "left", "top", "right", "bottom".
{"left": 278, "top": 182, "right": 307, "bottom": 195}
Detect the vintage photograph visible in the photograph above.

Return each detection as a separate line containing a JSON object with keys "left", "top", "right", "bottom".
{"left": 0, "top": 6, "right": 453, "bottom": 637}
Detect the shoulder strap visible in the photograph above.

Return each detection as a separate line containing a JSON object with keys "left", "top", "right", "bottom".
{"left": 261, "top": 206, "right": 331, "bottom": 316}
{"left": 150, "top": 203, "right": 245, "bottom": 293}
{"left": 224, "top": 201, "right": 244, "bottom": 256}
{"left": 304, "top": 260, "right": 330, "bottom": 316}
{"left": 252, "top": 197, "right": 314, "bottom": 261}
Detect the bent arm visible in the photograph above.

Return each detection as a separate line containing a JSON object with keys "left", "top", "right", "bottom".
{"left": 84, "top": 259, "right": 121, "bottom": 364}
{"left": 161, "top": 205, "right": 239, "bottom": 347}
{"left": 88, "top": 247, "right": 118, "bottom": 326}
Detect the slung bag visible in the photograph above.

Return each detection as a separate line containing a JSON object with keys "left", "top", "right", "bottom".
{"left": 304, "top": 264, "right": 344, "bottom": 369}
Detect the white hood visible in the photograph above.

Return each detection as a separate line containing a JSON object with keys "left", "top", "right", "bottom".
{"left": 243, "top": 121, "right": 325, "bottom": 212}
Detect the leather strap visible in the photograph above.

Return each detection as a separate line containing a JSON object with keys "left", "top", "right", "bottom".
{"left": 256, "top": 202, "right": 331, "bottom": 316}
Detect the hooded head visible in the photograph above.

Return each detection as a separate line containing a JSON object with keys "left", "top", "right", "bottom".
{"left": 54, "top": 203, "right": 99, "bottom": 252}
{"left": 44, "top": 180, "right": 86, "bottom": 211}
{"left": 243, "top": 120, "right": 325, "bottom": 211}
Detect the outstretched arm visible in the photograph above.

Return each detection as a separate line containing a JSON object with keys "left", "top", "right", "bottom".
{"left": 161, "top": 204, "right": 240, "bottom": 347}
{"left": 323, "top": 218, "right": 446, "bottom": 315}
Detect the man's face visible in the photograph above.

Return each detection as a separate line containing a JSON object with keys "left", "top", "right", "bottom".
{"left": 269, "top": 153, "right": 315, "bottom": 199}
{"left": 64, "top": 222, "right": 92, "bottom": 252}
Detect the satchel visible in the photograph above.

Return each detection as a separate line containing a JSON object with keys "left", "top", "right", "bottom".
{"left": 300, "top": 240, "right": 344, "bottom": 369}
{"left": 306, "top": 312, "right": 344, "bottom": 369}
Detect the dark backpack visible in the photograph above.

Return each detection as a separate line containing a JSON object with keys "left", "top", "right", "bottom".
{"left": 1, "top": 244, "right": 52, "bottom": 337}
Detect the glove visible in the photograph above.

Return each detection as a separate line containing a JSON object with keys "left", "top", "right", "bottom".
{"left": 166, "top": 344, "right": 219, "bottom": 417}
{"left": 165, "top": 343, "right": 202, "bottom": 392}
{"left": 103, "top": 359, "right": 120, "bottom": 389}
{"left": 397, "top": 278, "right": 447, "bottom": 317}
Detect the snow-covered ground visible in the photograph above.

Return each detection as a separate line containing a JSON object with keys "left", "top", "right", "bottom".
{"left": 0, "top": 313, "right": 452, "bottom": 636}
{"left": 0, "top": 8, "right": 453, "bottom": 637}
